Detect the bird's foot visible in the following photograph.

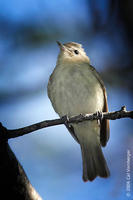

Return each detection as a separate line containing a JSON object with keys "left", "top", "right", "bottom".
{"left": 61, "top": 115, "right": 69, "bottom": 125}
{"left": 96, "top": 111, "right": 103, "bottom": 126}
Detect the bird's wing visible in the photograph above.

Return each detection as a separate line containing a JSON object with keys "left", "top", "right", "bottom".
{"left": 89, "top": 65, "right": 110, "bottom": 147}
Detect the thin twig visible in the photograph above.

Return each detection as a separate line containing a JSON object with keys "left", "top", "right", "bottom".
{"left": 0, "top": 106, "right": 133, "bottom": 140}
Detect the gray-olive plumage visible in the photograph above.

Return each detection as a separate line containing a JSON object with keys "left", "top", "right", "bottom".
{"left": 47, "top": 41, "right": 110, "bottom": 181}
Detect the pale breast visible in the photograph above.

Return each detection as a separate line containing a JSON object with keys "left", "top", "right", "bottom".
{"left": 48, "top": 63, "right": 104, "bottom": 117}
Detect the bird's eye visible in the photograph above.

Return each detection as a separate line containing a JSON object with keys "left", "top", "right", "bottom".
{"left": 74, "top": 50, "right": 79, "bottom": 55}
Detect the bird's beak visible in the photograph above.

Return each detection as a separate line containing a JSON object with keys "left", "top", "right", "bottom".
{"left": 56, "top": 41, "right": 65, "bottom": 51}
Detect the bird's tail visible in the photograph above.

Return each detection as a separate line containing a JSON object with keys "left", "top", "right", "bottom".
{"left": 81, "top": 142, "right": 110, "bottom": 182}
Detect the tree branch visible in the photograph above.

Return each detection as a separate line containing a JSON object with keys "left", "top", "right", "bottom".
{"left": 0, "top": 141, "right": 42, "bottom": 200}
{"left": 0, "top": 106, "right": 132, "bottom": 199}
{"left": 0, "top": 106, "right": 133, "bottom": 140}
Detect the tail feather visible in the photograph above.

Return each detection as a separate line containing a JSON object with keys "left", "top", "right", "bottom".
{"left": 81, "top": 143, "right": 110, "bottom": 182}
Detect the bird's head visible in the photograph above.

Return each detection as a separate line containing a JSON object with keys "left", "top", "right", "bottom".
{"left": 56, "top": 41, "right": 90, "bottom": 64}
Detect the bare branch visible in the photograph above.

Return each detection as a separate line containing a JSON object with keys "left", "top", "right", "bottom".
{"left": 0, "top": 141, "right": 42, "bottom": 199}
{"left": 0, "top": 106, "right": 133, "bottom": 140}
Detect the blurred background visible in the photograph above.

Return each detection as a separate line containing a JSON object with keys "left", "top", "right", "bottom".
{"left": 0, "top": 0, "right": 133, "bottom": 199}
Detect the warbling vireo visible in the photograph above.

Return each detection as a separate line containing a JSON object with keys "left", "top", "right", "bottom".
{"left": 47, "top": 41, "right": 110, "bottom": 181}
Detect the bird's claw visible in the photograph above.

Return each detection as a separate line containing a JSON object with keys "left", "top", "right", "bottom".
{"left": 61, "top": 115, "right": 69, "bottom": 125}
{"left": 96, "top": 111, "right": 103, "bottom": 125}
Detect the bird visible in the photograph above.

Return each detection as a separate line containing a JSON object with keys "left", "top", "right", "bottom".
{"left": 47, "top": 41, "right": 110, "bottom": 182}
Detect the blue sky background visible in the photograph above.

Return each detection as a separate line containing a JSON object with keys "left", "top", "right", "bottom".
{"left": 0, "top": 0, "right": 133, "bottom": 199}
